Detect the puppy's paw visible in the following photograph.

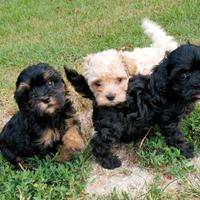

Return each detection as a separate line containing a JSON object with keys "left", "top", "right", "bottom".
{"left": 62, "top": 127, "right": 85, "bottom": 154}
{"left": 179, "top": 142, "right": 194, "bottom": 158}
{"left": 100, "top": 155, "right": 121, "bottom": 169}
{"left": 16, "top": 158, "right": 32, "bottom": 170}
{"left": 54, "top": 152, "right": 71, "bottom": 163}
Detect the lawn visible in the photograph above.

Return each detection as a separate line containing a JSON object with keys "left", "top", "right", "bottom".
{"left": 0, "top": 0, "right": 200, "bottom": 199}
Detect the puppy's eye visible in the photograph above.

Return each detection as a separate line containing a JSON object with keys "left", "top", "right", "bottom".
{"left": 117, "top": 78, "right": 123, "bottom": 83}
{"left": 47, "top": 80, "right": 54, "bottom": 87}
{"left": 94, "top": 81, "right": 101, "bottom": 87}
{"left": 179, "top": 72, "right": 190, "bottom": 81}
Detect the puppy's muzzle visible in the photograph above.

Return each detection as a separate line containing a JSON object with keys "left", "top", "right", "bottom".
{"left": 39, "top": 96, "right": 50, "bottom": 104}
{"left": 106, "top": 94, "right": 115, "bottom": 101}
{"left": 38, "top": 96, "right": 57, "bottom": 108}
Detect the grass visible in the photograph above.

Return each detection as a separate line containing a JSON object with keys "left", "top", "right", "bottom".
{"left": 88, "top": 189, "right": 132, "bottom": 200}
{"left": 136, "top": 104, "right": 200, "bottom": 178}
{"left": 145, "top": 174, "right": 200, "bottom": 200}
{"left": 0, "top": 148, "right": 92, "bottom": 200}
{"left": 0, "top": 0, "right": 200, "bottom": 199}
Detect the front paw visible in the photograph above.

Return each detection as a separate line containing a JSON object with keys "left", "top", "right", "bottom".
{"left": 179, "top": 142, "right": 194, "bottom": 158}
{"left": 62, "top": 128, "right": 85, "bottom": 154}
{"left": 99, "top": 155, "right": 122, "bottom": 169}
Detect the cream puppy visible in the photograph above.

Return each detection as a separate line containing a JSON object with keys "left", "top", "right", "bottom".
{"left": 83, "top": 18, "right": 178, "bottom": 106}
{"left": 83, "top": 50, "right": 136, "bottom": 106}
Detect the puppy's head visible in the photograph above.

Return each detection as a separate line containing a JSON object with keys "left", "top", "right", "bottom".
{"left": 154, "top": 44, "right": 200, "bottom": 102}
{"left": 15, "top": 63, "right": 67, "bottom": 116}
{"left": 83, "top": 49, "right": 136, "bottom": 106}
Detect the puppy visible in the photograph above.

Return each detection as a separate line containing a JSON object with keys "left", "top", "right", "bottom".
{"left": 65, "top": 66, "right": 130, "bottom": 169}
{"left": 82, "top": 18, "right": 177, "bottom": 107}
{"left": 91, "top": 44, "right": 199, "bottom": 169}
{"left": 83, "top": 50, "right": 137, "bottom": 106}
{"left": 64, "top": 19, "right": 178, "bottom": 169}
{"left": 0, "top": 63, "right": 85, "bottom": 169}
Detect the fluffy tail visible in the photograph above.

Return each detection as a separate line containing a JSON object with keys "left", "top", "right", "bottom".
{"left": 142, "top": 18, "right": 178, "bottom": 51}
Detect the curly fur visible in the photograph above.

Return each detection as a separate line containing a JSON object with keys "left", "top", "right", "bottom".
{"left": 83, "top": 49, "right": 137, "bottom": 106}
{"left": 66, "top": 44, "right": 200, "bottom": 169}
{"left": 64, "top": 67, "right": 147, "bottom": 169}
{"left": 81, "top": 18, "right": 177, "bottom": 107}
{"left": 91, "top": 44, "right": 200, "bottom": 169}
{"left": 0, "top": 63, "right": 85, "bottom": 169}
{"left": 123, "top": 18, "right": 178, "bottom": 75}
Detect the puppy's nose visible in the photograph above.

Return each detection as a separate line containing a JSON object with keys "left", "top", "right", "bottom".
{"left": 40, "top": 96, "right": 50, "bottom": 104}
{"left": 106, "top": 94, "right": 115, "bottom": 101}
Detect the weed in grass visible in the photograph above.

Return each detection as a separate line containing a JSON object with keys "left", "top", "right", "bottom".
{"left": 136, "top": 131, "right": 196, "bottom": 178}
{"left": 174, "top": 172, "right": 200, "bottom": 199}
{"left": 146, "top": 174, "right": 200, "bottom": 200}
{"left": 181, "top": 104, "right": 200, "bottom": 152}
{"left": 135, "top": 103, "right": 200, "bottom": 178}
{"left": 91, "top": 188, "right": 132, "bottom": 200}
{"left": 145, "top": 176, "right": 175, "bottom": 200}
{"left": 0, "top": 147, "right": 92, "bottom": 200}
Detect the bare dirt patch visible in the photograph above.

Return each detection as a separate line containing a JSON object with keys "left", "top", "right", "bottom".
{"left": 0, "top": 109, "right": 15, "bottom": 131}
{"left": 85, "top": 144, "right": 154, "bottom": 198}
{"left": 85, "top": 143, "right": 200, "bottom": 199}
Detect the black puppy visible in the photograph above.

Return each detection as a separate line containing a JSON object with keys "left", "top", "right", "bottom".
{"left": 92, "top": 44, "right": 200, "bottom": 169}
{"left": 65, "top": 44, "right": 200, "bottom": 169}
{"left": 0, "top": 63, "right": 85, "bottom": 169}
{"left": 64, "top": 67, "right": 135, "bottom": 169}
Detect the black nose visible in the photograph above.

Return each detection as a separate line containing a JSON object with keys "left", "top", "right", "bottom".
{"left": 106, "top": 94, "right": 115, "bottom": 101}
{"left": 40, "top": 96, "right": 50, "bottom": 104}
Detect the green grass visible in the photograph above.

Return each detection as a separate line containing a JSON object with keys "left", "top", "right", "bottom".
{"left": 89, "top": 189, "right": 132, "bottom": 200}
{"left": 0, "top": 148, "right": 91, "bottom": 200}
{"left": 1, "top": 0, "right": 200, "bottom": 111}
{"left": 136, "top": 104, "right": 200, "bottom": 178}
{"left": 145, "top": 176, "right": 173, "bottom": 200}
{"left": 145, "top": 174, "right": 200, "bottom": 200}
{"left": 0, "top": 0, "right": 200, "bottom": 199}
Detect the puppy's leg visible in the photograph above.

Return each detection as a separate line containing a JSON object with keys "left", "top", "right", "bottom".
{"left": 160, "top": 124, "right": 194, "bottom": 158}
{"left": 91, "top": 129, "right": 122, "bottom": 169}
{"left": 0, "top": 145, "right": 31, "bottom": 170}
{"left": 92, "top": 114, "right": 126, "bottom": 169}
{"left": 54, "top": 117, "right": 85, "bottom": 163}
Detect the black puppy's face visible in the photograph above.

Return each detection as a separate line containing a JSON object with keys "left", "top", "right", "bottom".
{"left": 165, "top": 44, "right": 200, "bottom": 102}
{"left": 15, "top": 63, "right": 67, "bottom": 116}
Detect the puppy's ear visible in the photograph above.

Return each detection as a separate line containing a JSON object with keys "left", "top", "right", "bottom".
{"left": 64, "top": 65, "right": 94, "bottom": 100}
{"left": 150, "top": 58, "right": 168, "bottom": 93}
{"left": 120, "top": 52, "right": 137, "bottom": 76}
{"left": 14, "top": 82, "right": 30, "bottom": 110}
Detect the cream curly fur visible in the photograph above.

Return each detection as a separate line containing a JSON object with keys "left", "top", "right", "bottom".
{"left": 123, "top": 18, "right": 178, "bottom": 75}
{"left": 83, "top": 18, "right": 178, "bottom": 106}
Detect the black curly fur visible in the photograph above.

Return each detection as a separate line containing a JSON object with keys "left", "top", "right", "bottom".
{"left": 65, "top": 44, "right": 200, "bottom": 169}
{"left": 0, "top": 63, "right": 79, "bottom": 169}
{"left": 64, "top": 66, "right": 94, "bottom": 99}
{"left": 64, "top": 67, "right": 150, "bottom": 169}
{"left": 124, "top": 44, "right": 200, "bottom": 155}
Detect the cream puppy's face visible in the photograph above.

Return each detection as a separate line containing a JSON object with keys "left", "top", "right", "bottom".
{"left": 90, "top": 68, "right": 129, "bottom": 106}
{"left": 83, "top": 49, "right": 136, "bottom": 106}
